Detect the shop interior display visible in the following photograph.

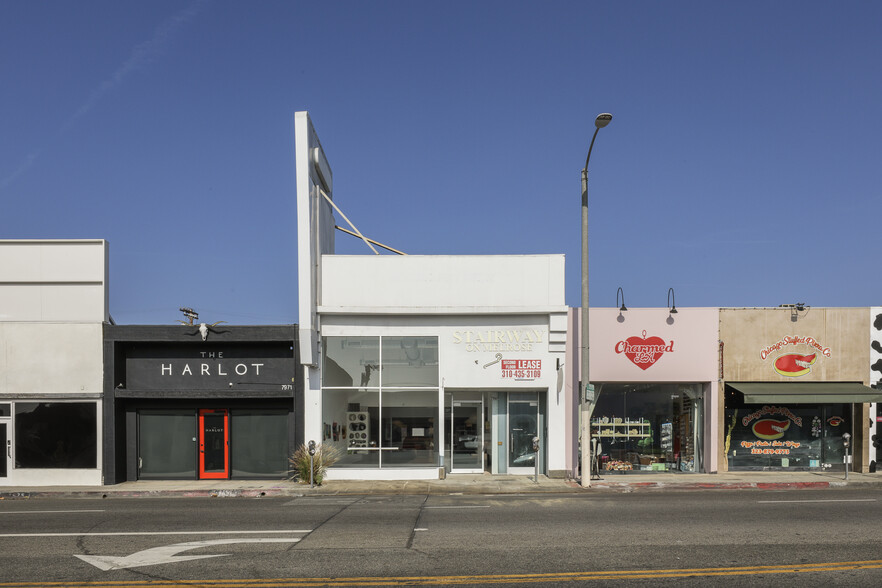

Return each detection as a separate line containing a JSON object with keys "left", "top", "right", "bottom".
{"left": 591, "top": 384, "right": 701, "bottom": 473}
{"left": 347, "top": 411, "right": 371, "bottom": 449}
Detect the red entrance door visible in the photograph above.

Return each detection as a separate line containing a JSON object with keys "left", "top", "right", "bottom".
{"left": 198, "top": 409, "right": 229, "bottom": 479}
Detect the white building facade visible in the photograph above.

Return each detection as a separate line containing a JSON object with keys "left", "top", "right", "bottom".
{"left": 296, "top": 113, "right": 569, "bottom": 479}
{"left": 0, "top": 240, "right": 109, "bottom": 486}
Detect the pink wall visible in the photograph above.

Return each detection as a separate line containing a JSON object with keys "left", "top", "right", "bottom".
{"left": 567, "top": 307, "right": 721, "bottom": 473}
{"left": 586, "top": 307, "right": 719, "bottom": 382}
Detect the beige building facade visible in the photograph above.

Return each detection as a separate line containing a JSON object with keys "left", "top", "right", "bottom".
{"left": 720, "top": 307, "right": 880, "bottom": 473}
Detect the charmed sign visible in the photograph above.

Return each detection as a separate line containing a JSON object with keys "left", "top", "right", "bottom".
{"left": 614, "top": 331, "right": 675, "bottom": 370}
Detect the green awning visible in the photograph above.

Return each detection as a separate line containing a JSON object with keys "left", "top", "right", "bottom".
{"left": 728, "top": 382, "right": 882, "bottom": 404}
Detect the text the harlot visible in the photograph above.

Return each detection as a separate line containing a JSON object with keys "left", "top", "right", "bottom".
{"left": 161, "top": 361, "right": 265, "bottom": 376}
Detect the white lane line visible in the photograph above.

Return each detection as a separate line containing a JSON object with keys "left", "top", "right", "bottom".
{"left": 414, "top": 528, "right": 429, "bottom": 531}
{"left": 0, "top": 529, "right": 312, "bottom": 537}
{"left": 424, "top": 506, "right": 491, "bottom": 509}
{"left": 283, "top": 500, "right": 357, "bottom": 505}
{"left": 0, "top": 510, "right": 106, "bottom": 514}
{"left": 757, "top": 499, "right": 877, "bottom": 504}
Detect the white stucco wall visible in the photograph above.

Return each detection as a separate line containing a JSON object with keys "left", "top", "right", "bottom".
{"left": 1, "top": 240, "right": 107, "bottom": 486}
{"left": 0, "top": 323, "right": 105, "bottom": 396}
{"left": 0, "top": 240, "right": 109, "bottom": 322}
{"left": 320, "top": 255, "right": 566, "bottom": 313}
{"left": 310, "top": 255, "right": 569, "bottom": 480}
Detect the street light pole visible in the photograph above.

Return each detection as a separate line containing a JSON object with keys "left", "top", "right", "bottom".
{"left": 581, "top": 113, "right": 612, "bottom": 488}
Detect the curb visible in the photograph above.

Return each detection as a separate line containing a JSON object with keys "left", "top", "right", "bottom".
{"left": 586, "top": 480, "right": 848, "bottom": 492}
{"left": 2, "top": 478, "right": 876, "bottom": 500}
{"left": 0, "top": 482, "right": 583, "bottom": 500}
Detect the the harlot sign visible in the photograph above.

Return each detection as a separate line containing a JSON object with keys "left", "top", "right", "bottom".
{"left": 124, "top": 344, "right": 296, "bottom": 391}
{"left": 452, "top": 329, "right": 546, "bottom": 352}
{"left": 161, "top": 352, "right": 265, "bottom": 377}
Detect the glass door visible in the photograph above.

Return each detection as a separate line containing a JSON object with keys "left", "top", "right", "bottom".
{"left": 0, "top": 420, "right": 10, "bottom": 479}
{"left": 450, "top": 401, "right": 483, "bottom": 473}
{"left": 508, "top": 396, "right": 539, "bottom": 474}
{"left": 0, "top": 404, "right": 10, "bottom": 479}
{"left": 199, "top": 409, "right": 229, "bottom": 479}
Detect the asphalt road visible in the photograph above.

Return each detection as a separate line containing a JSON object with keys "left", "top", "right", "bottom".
{"left": 0, "top": 487, "right": 880, "bottom": 586}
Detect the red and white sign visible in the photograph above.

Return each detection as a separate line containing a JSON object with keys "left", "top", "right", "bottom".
{"left": 760, "top": 335, "right": 832, "bottom": 378}
{"left": 501, "top": 359, "right": 541, "bottom": 379}
{"left": 614, "top": 331, "right": 675, "bottom": 371}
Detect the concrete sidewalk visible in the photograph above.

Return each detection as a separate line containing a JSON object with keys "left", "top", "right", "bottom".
{"left": 1, "top": 471, "right": 880, "bottom": 500}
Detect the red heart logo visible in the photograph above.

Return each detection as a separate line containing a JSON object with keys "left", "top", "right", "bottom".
{"left": 620, "top": 331, "right": 668, "bottom": 370}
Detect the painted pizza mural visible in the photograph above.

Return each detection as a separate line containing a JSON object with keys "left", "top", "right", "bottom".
{"left": 760, "top": 336, "right": 831, "bottom": 378}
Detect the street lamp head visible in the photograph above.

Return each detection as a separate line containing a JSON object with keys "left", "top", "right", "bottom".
{"left": 584, "top": 113, "right": 613, "bottom": 171}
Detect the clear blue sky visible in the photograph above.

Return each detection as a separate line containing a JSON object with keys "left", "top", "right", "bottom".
{"left": 3, "top": 1, "right": 880, "bottom": 325}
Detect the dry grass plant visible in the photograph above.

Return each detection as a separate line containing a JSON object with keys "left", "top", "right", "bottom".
{"left": 289, "top": 443, "right": 340, "bottom": 485}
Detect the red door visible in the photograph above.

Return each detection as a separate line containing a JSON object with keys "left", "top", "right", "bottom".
{"left": 198, "top": 409, "right": 229, "bottom": 479}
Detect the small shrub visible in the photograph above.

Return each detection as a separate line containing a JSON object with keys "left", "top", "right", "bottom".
{"left": 289, "top": 443, "right": 340, "bottom": 485}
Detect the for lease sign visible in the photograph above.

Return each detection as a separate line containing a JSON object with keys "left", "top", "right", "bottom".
{"left": 501, "top": 359, "right": 541, "bottom": 379}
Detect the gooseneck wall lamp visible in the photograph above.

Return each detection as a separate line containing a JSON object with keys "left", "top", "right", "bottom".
{"left": 616, "top": 287, "right": 627, "bottom": 312}
{"left": 667, "top": 288, "right": 678, "bottom": 315}
{"left": 580, "top": 113, "right": 613, "bottom": 488}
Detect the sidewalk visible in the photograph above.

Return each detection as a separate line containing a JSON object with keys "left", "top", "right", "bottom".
{"left": 1, "top": 471, "right": 880, "bottom": 500}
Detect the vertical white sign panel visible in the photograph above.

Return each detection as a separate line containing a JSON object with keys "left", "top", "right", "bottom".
{"left": 295, "top": 112, "right": 335, "bottom": 366}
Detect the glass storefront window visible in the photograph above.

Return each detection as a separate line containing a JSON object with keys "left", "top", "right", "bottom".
{"left": 591, "top": 384, "right": 703, "bottom": 473}
{"left": 138, "top": 410, "right": 197, "bottom": 479}
{"left": 381, "top": 337, "right": 439, "bottom": 387}
{"left": 321, "top": 336, "right": 440, "bottom": 469}
{"left": 724, "top": 389, "right": 851, "bottom": 470}
{"left": 322, "top": 389, "right": 380, "bottom": 468}
{"left": 380, "top": 389, "right": 438, "bottom": 467}
{"left": 231, "top": 410, "right": 289, "bottom": 478}
{"left": 14, "top": 403, "right": 97, "bottom": 469}
{"left": 322, "top": 337, "right": 380, "bottom": 387}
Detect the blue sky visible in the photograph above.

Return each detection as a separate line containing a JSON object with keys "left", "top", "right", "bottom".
{"left": 2, "top": 1, "right": 880, "bottom": 325}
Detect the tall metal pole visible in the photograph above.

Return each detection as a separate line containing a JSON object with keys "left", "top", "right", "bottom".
{"left": 580, "top": 164, "right": 592, "bottom": 488}
{"left": 580, "top": 113, "right": 611, "bottom": 488}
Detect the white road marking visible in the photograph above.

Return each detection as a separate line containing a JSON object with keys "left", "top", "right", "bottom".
{"left": 424, "top": 506, "right": 491, "bottom": 509}
{"left": 414, "top": 528, "right": 429, "bottom": 531}
{"left": 757, "top": 499, "right": 877, "bottom": 504}
{"left": 0, "top": 529, "right": 311, "bottom": 537}
{"left": 75, "top": 537, "right": 301, "bottom": 571}
{"left": 0, "top": 510, "right": 105, "bottom": 514}
{"left": 283, "top": 499, "right": 357, "bottom": 506}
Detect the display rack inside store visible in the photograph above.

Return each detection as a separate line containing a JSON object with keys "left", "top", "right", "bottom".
{"left": 592, "top": 418, "right": 650, "bottom": 438}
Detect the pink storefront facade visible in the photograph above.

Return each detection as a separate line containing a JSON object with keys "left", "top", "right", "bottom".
{"left": 566, "top": 308, "right": 721, "bottom": 476}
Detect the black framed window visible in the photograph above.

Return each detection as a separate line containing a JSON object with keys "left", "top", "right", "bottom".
{"left": 231, "top": 410, "right": 289, "bottom": 478}
{"left": 138, "top": 410, "right": 197, "bottom": 479}
{"left": 15, "top": 403, "right": 97, "bottom": 469}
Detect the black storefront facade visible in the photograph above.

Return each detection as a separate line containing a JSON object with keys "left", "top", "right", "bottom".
{"left": 103, "top": 325, "right": 302, "bottom": 483}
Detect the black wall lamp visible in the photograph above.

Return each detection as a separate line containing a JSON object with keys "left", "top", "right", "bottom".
{"left": 616, "top": 287, "right": 627, "bottom": 322}
{"left": 667, "top": 288, "right": 678, "bottom": 315}
{"left": 616, "top": 287, "right": 627, "bottom": 312}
